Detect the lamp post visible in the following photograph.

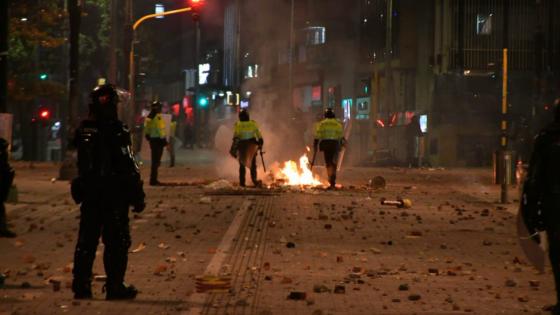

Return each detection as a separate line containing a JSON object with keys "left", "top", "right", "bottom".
{"left": 288, "top": 0, "right": 294, "bottom": 113}
{"left": 129, "top": 7, "right": 193, "bottom": 124}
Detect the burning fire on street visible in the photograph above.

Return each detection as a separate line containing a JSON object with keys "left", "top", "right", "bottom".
{"left": 271, "top": 148, "right": 325, "bottom": 188}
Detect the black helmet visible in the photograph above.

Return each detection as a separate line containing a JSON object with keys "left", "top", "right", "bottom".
{"left": 239, "top": 109, "right": 250, "bottom": 121}
{"left": 324, "top": 108, "right": 335, "bottom": 119}
{"left": 151, "top": 101, "right": 163, "bottom": 109}
{"left": 89, "top": 84, "right": 118, "bottom": 120}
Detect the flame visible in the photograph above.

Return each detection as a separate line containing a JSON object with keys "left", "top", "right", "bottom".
{"left": 276, "top": 147, "right": 324, "bottom": 187}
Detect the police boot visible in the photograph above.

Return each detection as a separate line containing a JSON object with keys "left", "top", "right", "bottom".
{"left": 72, "top": 279, "right": 93, "bottom": 299}
{"left": 104, "top": 282, "right": 138, "bottom": 300}
{"left": 0, "top": 228, "right": 16, "bottom": 238}
{"left": 0, "top": 211, "right": 16, "bottom": 238}
{"left": 328, "top": 173, "right": 336, "bottom": 189}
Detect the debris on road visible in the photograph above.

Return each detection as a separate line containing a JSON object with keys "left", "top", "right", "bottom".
{"left": 195, "top": 275, "right": 231, "bottom": 293}
{"left": 49, "top": 279, "right": 61, "bottom": 292}
{"left": 368, "top": 176, "right": 386, "bottom": 190}
{"left": 287, "top": 291, "right": 307, "bottom": 300}
{"left": 380, "top": 197, "right": 412, "bottom": 209}
{"left": 199, "top": 196, "right": 212, "bottom": 204}
{"left": 334, "top": 284, "right": 346, "bottom": 294}
{"left": 313, "top": 284, "right": 330, "bottom": 293}
{"left": 131, "top": 242, "right": 146, "bottom": 253}
{"left": 205, "top": 179, "right": 235, "bottom": 190}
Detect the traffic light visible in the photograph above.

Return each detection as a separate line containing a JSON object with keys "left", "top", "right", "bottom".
{"left": 189, "top": 0, "right": 204, "bottom": 21}
{"left": 189, "top": 0, "right": 204, "bottom": 9}
{"left": 39, "top": 73, "right": 48, "bottom": 80}
{"left": 197, "top": 95, "right": 209, "bottom": 107}
{"left": 38, "top": 107, "right": 51, "bottom": 121}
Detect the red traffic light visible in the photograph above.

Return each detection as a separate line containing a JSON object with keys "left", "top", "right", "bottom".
{"left": 38, "top": 108, "right": 51, "bottom": 120}
{"left": 189, "top": 0, "right": 204, "bottom": 8}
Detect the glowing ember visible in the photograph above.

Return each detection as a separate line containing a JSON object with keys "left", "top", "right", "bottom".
{"left": 276, "top": 149, "right": 324, "bottom": 187}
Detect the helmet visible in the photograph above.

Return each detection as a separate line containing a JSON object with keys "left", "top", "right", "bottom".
{"left": 239, "top": 109, "right": 250, "bottom": 121}
{"left": 324, "top": 108, "right": 335, "bottom": 119}
{"left": 89, "top": 84, "right": 118, "bottom": 120}
{"left": 151, "top": 101, "right": 163, "bottom": 110}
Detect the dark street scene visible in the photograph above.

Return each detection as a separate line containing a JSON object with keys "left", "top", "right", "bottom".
{"left": 1, "top": 0, "right": 560, "bottom": 314}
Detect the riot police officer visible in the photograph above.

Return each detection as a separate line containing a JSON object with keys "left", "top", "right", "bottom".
{"left": 314, "top": 108, "right": 345, "bottom": 188}
{"left": 0, "top": 138, "right": 16, "bottom": 238}
{"left": 230, "top": 109, "right": 263, "bottom": 187}
{"left": 144, "top": 101, "right": 167, "bottom": 185}
{"left": 71, "top": 84, "right": 146, "bottom": 300}
{"left": 524, "top": 100, "right": 560, "bottom": 314}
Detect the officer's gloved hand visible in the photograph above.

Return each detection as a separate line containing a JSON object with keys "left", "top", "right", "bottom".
{"left": 132, "top": 201, "right": 146, "bottom": 213}
{"left": 258, "top": 139, "right": 264, "bottom": 149}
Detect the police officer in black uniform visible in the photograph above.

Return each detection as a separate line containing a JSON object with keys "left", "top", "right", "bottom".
{"left": 71, "top": 84, "right": 146, "bottom": 300}
{"left": 0, "top": 138, "right": 16, "bottom": 238}
{"left": 524, "top": 100, "right": 560, "bottom": 314}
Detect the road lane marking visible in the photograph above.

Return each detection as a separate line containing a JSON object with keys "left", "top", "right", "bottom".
{"left": 183, "top": 199, "right": 252, "bottom": 315}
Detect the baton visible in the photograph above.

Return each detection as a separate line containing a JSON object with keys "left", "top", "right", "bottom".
{"left": 259, "top": 149, "right": 267, "bottom": 173}
{"left": 310, "top": 147, "right": 318, "bottom": 170}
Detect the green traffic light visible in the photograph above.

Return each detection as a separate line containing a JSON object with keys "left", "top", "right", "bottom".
{"left": 39, "top": 73, "right": 48, "bottom": 80}
{"left": 198, "top": 97, "right": 208, "bottom": 107}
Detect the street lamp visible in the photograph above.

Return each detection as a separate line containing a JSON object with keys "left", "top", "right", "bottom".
{"left": 129, "top": 6, "right": 195, "bottom": 126}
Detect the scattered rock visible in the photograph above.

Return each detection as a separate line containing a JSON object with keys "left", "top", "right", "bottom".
{"left": 287, "top": 291, "right": 306, "bottom": 300}
{"left": 334, "top": 284, "right": 346, "bottom": 294}
{"left": 368, "top": 176, "right": 386, "bottom": 190}
{"left": 529, "top": 280, "right": 540, "bottom": 287}
{"left": 370, "top": 247, "right": 382, "bottom": 254}
{"left": 505, "top": 279, "right": 517, "bottom": 287}
{"left": 313, "top": 284, "right": 330, "bottom": 293}
{"left": 20, "top": 281, "right": 31, "bottom": 288}
{"left": 324, "top": 224, "right": 332, "bottom": 230}
{"left": 408, "top": 294, "right": 421, "bottom": 301}
{"left": 398, "top": 283, "right": 410, "bottom": 291}
{"left": 518, "top": 296, "right": 529, "bottom": 302}
{"left": 199, "top": 197, "right": 212, "bottom": 204}
{"left": 49, "top": 279, "right": 61, "bottom": 292}
{"left": 286, "top": 242, "right": 296, "bottom": 248}
{"left": 205, "top": 180, "right": 234, "bottom": 190}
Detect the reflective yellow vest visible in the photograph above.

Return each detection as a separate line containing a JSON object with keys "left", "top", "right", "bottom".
{"left": 170, "top": 121, "right": 177, "bottom": 137}
{"left": 234, "top": 120, "right": 262, "bottom": 141}
{"left": 315, "top": 118, "right": 343, "bottom": 140}
{"left": 144, "top": 113, "right": 166, "bottom": 139}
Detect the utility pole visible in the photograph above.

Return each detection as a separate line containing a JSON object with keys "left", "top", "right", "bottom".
{"left": 288, "top": 0, "right": 294, "bottom": 113}
{"left": 499, "top": 0, "right": 510, "bottom": 204}
{"left": 0, "top": 0, "right": 8, "bottom": 113}
{"left": 108, "top": 0, "right": 118, "bottom": 84}
{"left": 384, "top": 0, "right": 397, "bottom": 149}
{"left": 68, "top": 0, "right": 81, "bottom": 139}
{"left": 59, "top": 0, "right": 81, "bottom": 179}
